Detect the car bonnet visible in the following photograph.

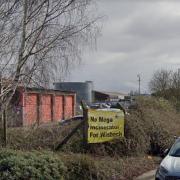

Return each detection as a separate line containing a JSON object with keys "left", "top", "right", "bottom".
{"left": 161, "top": 155, "right": 180, "bottom": 174}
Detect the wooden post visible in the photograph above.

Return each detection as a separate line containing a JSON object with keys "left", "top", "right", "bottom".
{"left": 81, "top": 101, "right": 88, "bottom": 146}
{"left": 2, "top": 109, "right": 7, "bottom": 147}
{"left": 0, "top": 74, "right": 7, "bottom": 147}
{"left": 0, "top": 73, "right": 2, "bottom": 129}
{"left": 55, "top": 120, "right": 85, "bottom": 151}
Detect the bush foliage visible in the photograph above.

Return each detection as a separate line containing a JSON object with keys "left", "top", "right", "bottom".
{"left": 1, "top": 97, "right": 179, "bottom": 156}
{"left": 69, "top": 97, "right": 180, "bottom": 156}
{"left": 0, "top": 96, "right": 174, "bottom": 179}
{"left": 0, "top": 149, "right": 66, "bottom": 180}
{"left": 0, "top": 149, "right": 158, "bottom": 180}
{"left": 61, "top": 153, "right": 159, "bottom": 180}
{"left": 127, "top": 97, "right": 180, "bottom": 155}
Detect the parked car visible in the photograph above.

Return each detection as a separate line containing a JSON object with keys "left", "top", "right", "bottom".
{"left": 89, "top": 102, "right": 111, "bottom": 109}
{"left": 155, "top": 137, "right": 180, "bottom": 180}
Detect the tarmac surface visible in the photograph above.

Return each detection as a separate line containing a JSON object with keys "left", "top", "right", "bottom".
{"left": 134, "top": 170, "right": 156, "bottom": 180}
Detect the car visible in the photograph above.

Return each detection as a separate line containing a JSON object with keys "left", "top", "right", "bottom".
{"left": 155, "top": 137, "right": 180, "bottom": 180}
{"left": 89, "top": 103, "right": 111, "bottom": 109}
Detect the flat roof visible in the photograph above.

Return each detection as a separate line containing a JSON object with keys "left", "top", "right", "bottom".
{"left": 93, "top": 90, "right": 127, "bottom": 96}
{"left": 18, "top": 86, "right": 76, "bottom": 94}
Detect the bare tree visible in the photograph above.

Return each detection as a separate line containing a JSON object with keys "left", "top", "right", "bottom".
{"left": 0, "top": 0, "right": 100, "bottom": 104}
{"left": 171, "top": 69, "right": 180, "bottom": 89}
{"left": 149, "top": 69, "right": 180, "bottom": 111}
{"left": 0, "top": 0, "right": 100, "bottom": 145}
{"left": 149, "top": 69, "right": 172, "bottom": 95}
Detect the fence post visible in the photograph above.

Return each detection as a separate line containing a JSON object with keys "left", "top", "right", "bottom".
{"left": 0, "top": 74, "right": 7, "bottom": 147}
{"left": 2, "top": 108, "right": 7, "bottom": 147}
{"left": 81, "top": 101, "right": 88, "bottom": 146}
{"left": 55, "top": 120, "right": 85, "bottom": 151}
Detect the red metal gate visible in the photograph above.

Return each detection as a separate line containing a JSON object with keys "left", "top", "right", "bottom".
{"left": 54, "top": 95, "right": 63, "bottom": 121}
{"left": 64, "top": 95, "right": 74, "bottom": 119}
{"left": 24, "top": 93, "right": 37, "bottom": 126}
{"left": 41, "top": 95, "right": 51, "bottom": 123}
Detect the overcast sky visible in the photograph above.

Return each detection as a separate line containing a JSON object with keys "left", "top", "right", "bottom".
{"left": 69, "top": 0, "right": 180, "bottom": 94}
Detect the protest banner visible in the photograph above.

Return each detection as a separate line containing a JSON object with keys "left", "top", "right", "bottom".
{"left": 87, "top": 109, "right": 124, "bottom": 143}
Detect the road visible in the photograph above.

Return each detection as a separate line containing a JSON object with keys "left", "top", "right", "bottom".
{"left": 134, "top": 170, "right": 156, "bottom": 180}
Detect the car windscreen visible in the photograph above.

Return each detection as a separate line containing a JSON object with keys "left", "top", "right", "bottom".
{"left": 169, "top": 140, "right": 180, "bottom": 157}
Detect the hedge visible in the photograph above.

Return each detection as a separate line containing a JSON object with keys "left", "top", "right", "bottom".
{"left": 0, "top": 149, "right": 66, "bottom": 180}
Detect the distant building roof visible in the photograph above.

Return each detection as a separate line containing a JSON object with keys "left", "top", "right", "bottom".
{"left": 99, "top": 91, "right": 128, "bottom": 97}
{"left": 93, "top": 90, "right": 128, "bottom": 102}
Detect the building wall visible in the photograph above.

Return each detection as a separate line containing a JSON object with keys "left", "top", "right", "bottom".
{"left": 23, "top": 93, "right": 37, "bottom": 126}
{"left": 20, "top": 90, "right": 75, "bottom": 126}
{"left": 93, "top": 91, "right": 109, "bottom": 102}
{"left": 64, "top": 95, "right": 74, "bottom": 119}
{"left": 54, "top": 81, "right": 93, "bottom": 104}
{"left": 41, "top": 95, "right": 51, "bottom": 123}
{"left": 54, "top": 95, "right": 63, "bottom": 121}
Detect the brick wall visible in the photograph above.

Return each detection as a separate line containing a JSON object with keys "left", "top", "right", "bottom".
{"left": 22, "top": 91, "right": 75, "bottom": 126}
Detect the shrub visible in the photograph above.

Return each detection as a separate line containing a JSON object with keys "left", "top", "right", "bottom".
{"left": 3, "top": 121, "right": 80, "bottom": 150}
{"left": 1, "top": 97, "right": 179, "bottom": 156}
{"left": 61, "top": 153, "right": 159, "bottom": 180}
{"left": 64, "top": 97, "right": 179, "bottom": 156}
{"left": 125, "top": 96, "right": 179, "bottom": 155}
{"left": 63, "top": 154, "right": 100, "bottom": 180}
{"left": 0, "top": 149, "right": 66, "bottom": 180}
{"left": 0, "top": 149, "right": 159, "bottom": 180}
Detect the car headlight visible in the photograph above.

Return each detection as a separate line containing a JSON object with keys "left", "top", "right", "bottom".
{"left": 159, "top": 165, "right": 169, "bottom": 175}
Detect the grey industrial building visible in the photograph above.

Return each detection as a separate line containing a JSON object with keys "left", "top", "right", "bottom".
{"left": 54, "top": 81, "right": 93, "bottom": 104}
{"left": 93, "top": 91, "right": 127, "bottom": 102}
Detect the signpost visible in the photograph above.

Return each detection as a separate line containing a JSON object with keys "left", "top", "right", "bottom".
{"left": 55, "top": 101, "right": 125, "bottom": 150}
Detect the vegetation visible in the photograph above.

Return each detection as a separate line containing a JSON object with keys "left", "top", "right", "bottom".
{"left": 0, "top": 149, "right": 159, "bottom": 180}
{"left": 149, "top": 69, "right": 180, "bottom": 110}
{"left": 61, "top": 153, "right": 159, "bottom": 180}
{"left": 1, "top": 96, "right": 178, "bottom": 156}
{"left": 0, "top": 96, "right": 178, "bottom": 179}
{"left": 0, "top": 0, "right": 100, "bottom": 147}
{"left": 126, "top": 97, "right": 179, "bottom": 155}
{"left": 0, "top": 149, "right": 66, "bottom": 180}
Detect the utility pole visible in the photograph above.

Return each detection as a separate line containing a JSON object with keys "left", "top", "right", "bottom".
{"left": 137, "top": 74, "right": 141, "bottom": 95}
